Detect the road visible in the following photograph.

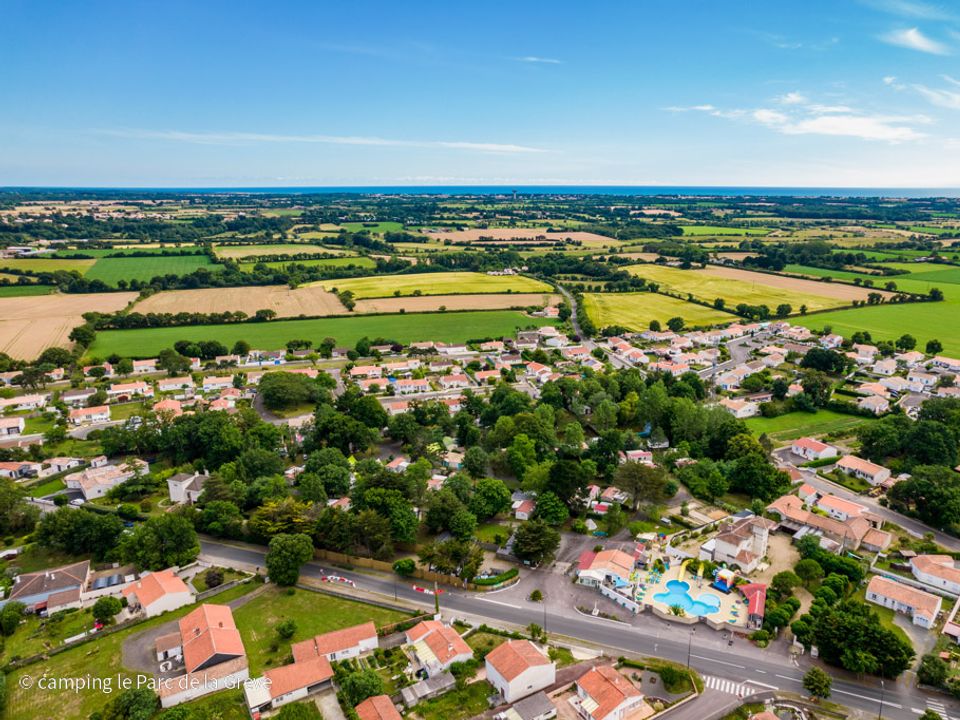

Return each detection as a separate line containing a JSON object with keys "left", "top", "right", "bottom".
{"left": 199, "top": 538, "right": 958, "bottom": 720}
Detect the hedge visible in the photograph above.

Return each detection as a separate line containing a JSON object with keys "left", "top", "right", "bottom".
{"left": 472, "top": 568, "right": 518, "bottom": 586}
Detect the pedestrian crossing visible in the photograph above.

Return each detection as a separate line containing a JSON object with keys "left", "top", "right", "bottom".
{"left": 914, "top": 697, "right": 957, "bottom": 720}
{"left": 703, "top": 675, "right": 756, "bottom": 696}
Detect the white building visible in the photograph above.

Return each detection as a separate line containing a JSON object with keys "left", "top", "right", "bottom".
{"left": 790, "top": 437, "right": 838, "bottom": 462}
{"left": 866, "top": 575, "right": 941, "bottom": 628}
{"left": 485, "top": 640, "right": 556, "bottom": 703}
{"left": 122, "top": 568, "right": 194, "bottom": 618}
{"left": 911, "top": 555, "right": 960, "bottom": 596}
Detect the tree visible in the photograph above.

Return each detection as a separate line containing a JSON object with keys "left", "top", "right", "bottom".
{"left": 265, "top": 533, "right": 314, "bottom": 586}
{"left": 359, "top": 488, "right": 418, "bottom": 543}
{"left": 197, "top": 500, "right": 244, "bottom": 538}
{"left": 340, "top": 669, "right": 384, "bottom": 706}
{"left": 259, "top": 372, "right": 320, "bottom": 410}
{"left": 666, "top": 317, "right": 685, "bottom": 332}
{"left": 119, "top": 514, "right": 200, "bottom": 570}
{"left": 888, "top": 465, "right": 960, "bottom": 529}
{"left": 297, "top": 472, "right": 328, "bottom": 504}
{"left": 36, "top": 507, "right": 122, "bottom": 560}
{"left": 800, "top": 348, "right": 846, "bottom": 375}
{"left": 803, "top": 666, "right": 832, "bottom": 699}
{"left": 800, "top": 370, "right": 832, "bottom": 407}
{"left": 463, "top": 446, "right": 489, "bottom": 478}
{"left": 512, "top": 519, "right": 560, "bottom": 566}
{"left": 919, "top": 711, "right": 944, "bottom": 720}
{"left": 533, "top": 491, "right": 569, "bottom": 525}
{"left": 468, "top": 478, "right": 511, "bottom": 519}
{"left": 896, "top": 334, "right": 917, "bottom": 351}
{"left": 507, "top": 434, "right": 537, "bottom": 480}
{"left": 795, "top": 558, "right": 824, "bottom": 587}
{"left": 92, "top": 596, "right": 122, "bottom": 625}
{"left": 448, "top": 508, "right": 477, "bottom": 540}
{"left": 93, "top": 687, "right": 157, "bottom": 720}
{"left": 393, "top": 558, "right": 416, "bottom": 576}
{"left": 927, "top": 339, "right": 944, "bottom": 355}
{"left": 204, "top": 567, "right": 224, "bottom": 588}
{"left": 918, "top": 654, "right": 948, "bottom": 687}
{"left": 232, "top": 339, "right": 251, "bottom": 356}
{"left": 614, "top": 461, "right": 667, "bottom": 511}
{"left": 276, "top": 618, "right": 297, "bottom": 639}
{"left": 770, "top": 571, "right": 801, "bottom": 598}
{"left": 0, "top": 602, "right": 24, "bottom": 636}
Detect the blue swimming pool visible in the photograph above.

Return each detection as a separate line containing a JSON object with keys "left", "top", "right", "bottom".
{"left": 653, "top": 580, "right": 721, "bottom": 616}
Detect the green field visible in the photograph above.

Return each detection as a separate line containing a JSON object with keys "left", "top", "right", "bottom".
{"left": 626, "top": 264, "right": 851, "bottom": 312}
{"left": 0, "top": 284, "right": 56, "bottom": 297}
{"left": 315, "top": 271, "right": 552, "bottom": 298}
{"left": 745, "top": 409, "right": 875, "bottom": 442}
{"left": 680, "top": 225, "right": 770, "bottom": 236}
{"left": 0, "top": 257, "right": 96, "bottom": 274}
{"left": 213, "top": 243, "right": 333, "bottom": 259}
{"left": 51, "top": 247, "right": 200, "bottom": 258}
{"left": 341, "top": 221, "right": 405, "bottom": 233}
{"left": 782, "top": 263, "right": 956, "bottom": 297}
{"left": 238, "top": 256, "right": 376, "bottom": 271}
{"left": 233, "top": 586, "right": 411, "bottom": 674}
{"left": 583, "top": 292, "right": 735, "bottom": 330}
{"left": 84, "top": 255, "right": 220, "bottom": 285}
{"left": 88, "top": 310, "right": 551, "bottom": 358}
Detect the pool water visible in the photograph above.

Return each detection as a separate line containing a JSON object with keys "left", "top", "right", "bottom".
{"left": 652, "top": 580, "right": 721, "bottom": 616}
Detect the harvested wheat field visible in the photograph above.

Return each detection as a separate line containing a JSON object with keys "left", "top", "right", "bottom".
{"left": 134, "top": 285, "right": 348, "bottom": 318}
{"left": 353, "top": 293, "right": 560, "bottom": 313}
{"left": 423, "top": 228, "right": 618, "bottom": 247}
{"left": 702, "top": 265, "right": 896, "bottom": 302}
{"left": 213, "top": 243, "right": 348, "bottom": 259}
{"left": 0, "top": 291, "right": 137, "bottom": 359}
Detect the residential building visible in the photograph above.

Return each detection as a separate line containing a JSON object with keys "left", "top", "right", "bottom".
{"left": 291, "top": 622, "right": 378, "bottom": 663}
{"left": 1, "top": 560, "right": 90, "bottom": 611}
{"left": 0, "top": 417, "right": 24, "bottom": 437}
{"left": 858, "top": 395, "right": 890, "bottom": 415}
{"left": 486, "top": 640, "right": 556, "bottom": 703}
{"left": 61, "top": 387, "right": 96, "bottom": 407}
{"left": 158, "top": 376, "right": 195, "bottom": 394}
{"left": 246, "top": 656, "right": 333, "bottom": 716}
{"left": 107, "top": 380, "right": 154, "bottom": 400}
{"left": 790, "top": 437, "right": 838, "bottom": 462}
{"left": 404, "top": 620, "right": 473, "bottom": 676}
{"left": 68, "top": 405, "right": 111, "bottom": 425}
{"left": 396, "top": 378, "right": 430, "bottom": 394}
{"left": 911, "top": 555, "right": 960, "bottom": 596}
{"left": 202, "top": 376, "right": 234, "bottom": 393}
{"left": 356, "top": 695, "right": 403, "bottom": 720}
{"left": 65, "top": 459, "right": 149, "bottom": 499}
{"left": 718, "top": 397, "right": 759, "bottom": 419}
{"left": 836, "top": 455, "right": 891, "bottom": 486}
{"left": 865, "top": 575, "right": 941, "bottom": 628}
{"left": 571, "top": 665, "right": 648, "bottom": 720}
{"left": 122, "top": 569, "right": 194, "bottom": 618}
{"left": 132, "top": 359, "right": 158, "bottom": 374}
{"left": 699, "top": 515, "right": 775, "bottom": 574}
{"left": 766, "top": 494, "right": 892, "bottom": 553}
{"left": 167, "top": 471, "right": 208, "bottom": 505}
{"left": 0, "top": 393, "right": 47, "bottom": 411}
{"left": 577, "top": 549, "right": 635, "bottom": 587}
{"left": 0, "top": 460, "right": 39, "bottom": 479}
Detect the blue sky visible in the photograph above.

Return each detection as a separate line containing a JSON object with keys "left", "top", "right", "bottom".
{"left": 3, "top": 0, "right": 960, "bottom": 187}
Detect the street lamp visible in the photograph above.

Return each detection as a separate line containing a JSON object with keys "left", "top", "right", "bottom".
{"left": 686, "top": 627, "right": 696, "bottom": 668}
{"left": 877, "top": 674, "right": 885, "bottom": 720}
{"left": 542, "top": 592, "right": 547, "bottom": 634}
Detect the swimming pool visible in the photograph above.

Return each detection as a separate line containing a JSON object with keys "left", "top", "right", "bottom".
{"left": 652, "top": 580, "right": 721, "bottom": 616}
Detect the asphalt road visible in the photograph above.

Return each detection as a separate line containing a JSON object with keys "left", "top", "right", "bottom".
{"left": 199, "top": 538, "right": 959, "bottom": 720}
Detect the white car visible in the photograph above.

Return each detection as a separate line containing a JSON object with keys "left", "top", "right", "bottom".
{"left": 69, "top": 498, "right": 85, "bottom": 507}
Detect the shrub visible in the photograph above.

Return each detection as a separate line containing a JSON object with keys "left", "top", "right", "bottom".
{"left": 277, "top": 619, "right": 297, "bottom": 640}
{"left": 204, "top": 567, "right": 224, "bottom": 589}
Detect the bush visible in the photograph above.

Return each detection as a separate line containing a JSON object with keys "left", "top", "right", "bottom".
{"left": 204, "top": 567, "right": 224, "bottom": 589}
{"left": 393, "top": 558, "right": 416, "bottom": 577}
{"left": 117, "top": 503, "right": 139, "bottom": 520}
{"left": 277, "top": 619, "right": 297, "bottom": 640}
{"left": 529, "top": 589, "right": 543, "bottom": 602}
{"left": 472, "top": 568, "right": 518, "bottom": 586}
{"left": 92, "top": 596, "right": 122, "bottom": 624}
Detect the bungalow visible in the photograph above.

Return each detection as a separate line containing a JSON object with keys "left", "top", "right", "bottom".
{"left": 571, "top": 665, "right": 648, "bottom": 720}
{"left": 395, "top": 378, "right": 430, "bottom": 394}
{"left": 895, "top": 350, "right": 925, "bottom": 367}
{"left": 359, "top": 378, "right": 388, "bottom": 393}
{"left": 486, "top": 640, "right": 556, "bottom": 703}
{"left": 214, "top": 354, "right": 241, "bottom": 366}
{"left": 132, "top": 358, "right": 158, "bottom": 374}
{"left": 202, "top": 376, "right": 234, "bottom": 393}
{"left": 907, "top": 370, "right": 937, "bottom": 390}
{"left": 858, "top": 395, "right": 890, "bottom": 415}
{"left": 815, "top": 494, "right": 870, "bottom": 523}
{"left": 167, "top": 471, "right": 207, "bottom": 505}
{"left": 561, "top": 346, "right": 590, "bottom": 361}
{"left": 820, "top": 334, "right": 844, "bottom": 349}
{"left": 246, "top": 655, "right": 333, "bottom": 716}
{"left": 514, "top": 498, "right": 536, "bottom": 520}
{"left": 65, "top": 458, "right": 149, "bottom": 499}
{"left": 932, "top": 356, "right": 960, "bottom": 373}
{"left": 718, "top": 397, "right": 759, "bottom": 419}
{"left": 0, "top": 417, "right": 24, "bottom": 437}
{"left": 356, "top": 696, "right": 403, "bottom": 720}
{"left": 576, "top": 549, "right": 635, "bottom": 587}
{"left": 880, "top": 376, "right": 912, "bottom": 394}
{"left": 911, "top": 555, "right": 960, "bottom": 596}
{"left": 600, "top": 486, "right": 629, "bottom": 505}
{"left": 384, "top": 400, "right": 410, "bottom": 416}
{"left": 292, "top": 622, "right": 378, "bottom": 663}
{"left": 480, "top": 341, "right": 505, "bottom": 352}
{"left": 852, "top": 344, "right": 878, "bottom": 363}
{"left": 404, "top": 621, "right": 473, "bottom": 676}
{"left": 438, "top": 374, "right": 470, "bottom": 390}
{"left": 866, "top": 576, "right": 941, "bottom": 628}
{"left": 61, "top": 387, "right": 96, "bottom": 407}
{"left": 836, "top": 455, "right": 891, "bottom": 486}
{"left": 474, "top": 370, "right": 501, "bottom": 384}
{"left": 122, "top": 568, "right": 194, "bottom": 618}
{"left": 153, "top": 398, "right": 183, "bottom": 418}
{"left": 67, "top": 405, "right": 111, "bottom": 426}
{"left": 871, "top": 359, "right": 897, "bottom": 376}
{"left": 83, "top": 362, "right": 113, "bottom": 378}
{"left": 158, "top": 376, "right": 195, "bottom": 394}
{"left": 790, "top": 437, "right": 838, "bottom": 462}
{"left": 386, "top": 456, "right": 410, "bottom": 473}
{"left": 39, "top": 456, "right": 81, "bottom": 477}
{"left": 0, "top": 393, "right": 47, "bottom": 411}
{"left": 0, "top": 461, "right": 39, "bottom": 480}
{"left": 107, "top": 380, "right": 154, "bottom": 400}
{"left": 1, "top": 559, "right": 90, "bottom": 611}
{"left": 620, "top": 449, "right": 654, "bottom": 465}
{"left": 526, "top": 362, "right": 553, "bottom": 383}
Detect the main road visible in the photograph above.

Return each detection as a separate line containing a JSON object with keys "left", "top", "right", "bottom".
{"left": 200, "top": 538, "right": 957, "bottom": 720}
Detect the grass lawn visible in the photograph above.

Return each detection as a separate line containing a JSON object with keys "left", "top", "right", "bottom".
{"left": 466, "top": 631, "right": 509, "bottom": 654}
{"left": 0, "top": 285, "right": 56, "bottom": 297}
{"left": 745, "top": 409, "right": 874, "bottom": 442}
{"left": 85, "top": 255, "right": 220, "bottom": 285}
{"left": 23, "top": 414, "right": 56, "bottom": 435}
{"left": 109, "top": 401, "right": 149, "bottom": 421}
{"left": 680, "top": 225, "right": 770, "bottom": 236}
{"left": 1, "top": 544, "right": 87, "bottom": 574}
{"left": 232, "top": 586, "right": 412, "bottom": 674}
{"left": 474, "top": 522, "right": 511, "bottom": 544}
{"left": 314, "top": 271, "right": 551, "bottom": 298}
{"left": 4, "top": 582, "right": 255, "bottom": 720}
{"left": 0, "top": 258, "right": 96, "bottom": 274}
{"left": 583, "top": 292, "right": 736, "bottom": 331}
{"left": 412, "top": 679, "right": 492, "bottom": 720}
{"left": 191, "top": 567, "right": 245, "bottom": 592}
{"left": 27, "top": 477, "right": 65, "bottom": 497}
{"left": 852, "top": 586, "right": 913, "bottom": 648}
{"left": 820, "top": 469, "right": 872, "bottom": 494}
{"left": 88, "top": 310, "right": 552, "bottom": 358}
{"left": 1, "top": 606, "right": 97, "bottom": 664}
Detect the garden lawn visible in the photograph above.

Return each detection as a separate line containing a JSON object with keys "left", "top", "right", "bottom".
{"left": 583, "top": 292, "right": 736, "bottom": 331}
{"left": 0, "top": 285, "right": 56, "bottom": 297}
{"left": 232, "top": 586, "right": 412, "bottom": 674}
{"left": 314, "top": 271, "right": 551, "bottom": 298}
{"left": 466, "top": 631, "right": 509, "bottom": 654}
{"left": 27, "top": 477, "right": 66, "bottom": 497}
{"left": 745, "top": 409, "right": 874, "bottom": 442}
{"left": 84, "top": 254, "right": 220, "bottom": 285}
{"left": 0, "top": 606, "right": 98, "bottom": 664}
{"left": 88, "top": 310, "right": 551, "bottom": 358}
{"left": 412, "top": 680, "right": 493, "bottom": 720}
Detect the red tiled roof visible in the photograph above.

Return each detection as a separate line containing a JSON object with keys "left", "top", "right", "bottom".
{"left": 265, "top": 655, "right": 333, "bottom": 699}
{"left": 577, "top": 665, "right": 642, "bottom": 720}
{"left": 290, "top": 621, "right": 377, "bottom": 663}
{"left": 356, "top": 695, "right": 403, "bottom": 720}
{"left": 179, "top": 604, "right": 245, "bottom": 673}
{"left": 485, "top": 640, "right": 551, "bottom": 681}
{"left": 122, "top": 568, "right": 190, "bottom": 609}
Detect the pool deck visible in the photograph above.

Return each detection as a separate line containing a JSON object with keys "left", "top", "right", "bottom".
{"left": 633, "top": 564, "right": 747, "bottom": 627}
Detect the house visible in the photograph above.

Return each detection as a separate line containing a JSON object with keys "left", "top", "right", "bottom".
{"left": 61, "top": 387, "right": 96, "bottom": 407}
{"left": 866, "top": 575, "right": 941, "bottom": 628}
{"left": 571, "top": 665, "right": 649, "bottom": 720}
{"left": 880, "top": 376, "right": 912, "bottom": 394}
{"left": 911, "top": 555, "right": 960, "bottom": 596}
{"left": 38, "top": 456, "right": 82, "bottom": 477}
{"left": 790, "top": 437, "right": 838, "bottom": 462}
{"left": 474, "top": 370, "right": 502, "bottom": 384}
{"left": 396, "top": 378, "right": 430, "bottom": 394}
{"left": 67, "top": 405, "right": 111, "bottom": 426}
{"left": 836, "top": 455, "right": 891, "bottom": 486}
{"left": 820, "top": 334, "right": 844, "bottom": 349}
{"left": 871, "top": 359, "right": 897, "bottom": 376}
{"left": 699, "top": 515, "right": 775, "bottom": 574}
{"left": 0, "top": 460, "right": 39, "bottom": 479}
{"left": 766, "top": 494, "right": 892, "bottom": 553}
{"left": 739, "top": 583, "right": 768, "bottom": 630}
{"left": 907, "top": 370, "right": 937, "bottom": 390}
{"left": 386, "top": 456, "right": 410, "bottom": 473}
{"left": 0, "top": 417, "right": 24, "bottom": 437}
{"left": 107, "top": 380, "right": 154, "bottom": 400}
{"left": 505, "top": 692, "right": 558, "bottom": 720}
{"left": 153, "top": 398, "right": 183, "bottom": 418}
{"left": 486, "top": 640, "right": 556, "bottom": 703}
{"left": 202, "top": 376, "right": 234, "bottom": 393}
{"left": 858, "top": 395, "right": 890, "bottom": 415}
{"left": 620, "top": 450, "right": 654, "bottom": 465}
{"left": 356, "top": 695, "right": 403, "bottom": 720}
{"left": 576, "top": 549, "right": 635, "bottom": 587}
{"left": 157, "top": 604, "right": 249, "bottom": 708}
{"left": 932, "top": 356, "right": 960, "bottom": 373}
{"left": 83, "top": 362, "right": 113, "bottom": 378}
{"left": 816, "top": 494, "right": 870, "bottom": 523}
{"left": 404, "top": 620, "right": 473, "bottom": 676}
{"left": 0, "top": 393, "right": 47, "bottom": 411}
{"left": 514, "top": 498, "right": 536, "bottom": 520}
{"left": 158, "top": 376, "right": 195, "bottom": 394}
{"left": 350, "top": 365, "right": 382, "bottom": 379}
{"left": 384, "top": 400, "right": 410, "bottom": 416}
{"left": 718, "top": 397, "right": 759, "bottom": 419}
{"left": 122, "top": 568, "right": 194, "bottom": 618}
{"left": 600, "top": 486, "right": 629, "bottom": 505}
{"left": 167, "top": 471, "right": 208, "bottom": 505}
{"left": 65, "top": 459, "right": 149, "bottom": 500}
{"left": 246, "top": 655, "right": 334, "bottom": 716}
{"left": 895, "top": 350, "right": 925, "bottom": 367}
{"left": 1, "top": 560, "right": 90, "bottom": 611}
{"left": 852, "top": 344, "right": 878, "bottom": 363}
{"left": 291, "top": 622, "right": 378, "bottom": 663}
{"left": 132, "top": 358, "right": 158, "bottom": 374}
{"left": 439, "top": 374, "right": 470, "bottom": 390}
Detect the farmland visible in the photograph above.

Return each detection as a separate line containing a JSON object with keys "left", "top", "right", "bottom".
{"left": 680, "top": 224, "right": 770, "bottom": 236}
{"left": 0, "top": 284, "right": 56, "bottom": 297}
{"left": 0, "top": 291, "right": 137, "bottom": 359}
{"left": 84, "top": 254, "right": 219, "bottom": 285}
{"left": 313, "top": 271, "right": 552, "bottom": 298}
{"left": 237, "top": 256, "right": 375, "bottom": 271}
{"left": 353, "top": 292, "right": 559, "bottom": 313}
{"left": 0, "top": 257, "right": 97, "bottom": 274}
{"left": 340, "top": 221, "right": 405, "bottom": 233}
{"left": 583, "top": 292, "right": 735, "bottom": 330}
{"left": 88, "top": 310, "right": 552, "bottom": 358}
{"left": 133, "top": 285, "right": 348, "bottom": 318}
{"left": 419, "top": 227, "right": 617, "bottom": 247}
{"left": 626, "top": 263, "right": 890, "bottom": 312}
{"left": 213, "top": 243, "right": 343, "bottom": 259}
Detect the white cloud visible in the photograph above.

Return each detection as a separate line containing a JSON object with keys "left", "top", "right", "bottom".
{"left": 863, "top": 0, "right": 957, "bottom": 21}
{"left": 753, "top": 109, "right": 790, "bottom": 124}
{"left": 808, "top": 104, "right": 855, "bottom": 113}
{"left": 774, "top": 114, "right": 924, "bottom": 141}
{"left": 913, "top": 83, "right": 960, "bottom": 108}
{"left": 778, "top": 91, "right": 808, "bottom": 105}
{"left": 880, "top": 27, "right": 950, "bottom": 54}
{"left": 514, "top": 56, "right": 562, "bottom": 64}
{"left": 98, "top": 129, "right": 547, "bottom": 154}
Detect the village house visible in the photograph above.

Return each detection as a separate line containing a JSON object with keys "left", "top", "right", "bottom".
{"left": 122, "top": 568, "right": 194, "bottom": 618}
{"left": 0, "top": 460, "right": 40, "bottom": 480}
{"left": 907, "top": 370, "right": 937, "bottom": 390}
{"left": 202, "top": 376, "right": 234, "bottom": 393}
{"left": 132, "top": 358, "right": 158, "bottom": 374}
{"left": 932, "top": 356, "right": 960, "bottom": 373}
{"left": 67, "top": 405, "right": 111, "bottom": 426}
{"left": 858, "top": 395, "right": 890, "bottom": 415}
{"left": 439, "top": 374, "right": 470, "bottom": 390}
{"left": 836, "top": 455, "right": 891, "bottom": 486}
{"left": 246, "top": 655, "right": 334, "bottom": 716}
{"left": 158, "top": 376, "right": 195, "bottom": 394}
{"left": 167, "top": 470, "right": 208, "bottom": 505}
{"left": 291, "top": 621, "right": 379, "bottom": 662}
{"left": 485, "top": 640, "right": 556, "bottom": 703}
{"left": 766, "top": 494, "right": 892, "bottom": 553}
{"left": 699, "top": 515, "right": 776, "bottom": 574}
{"left": 355, "top": 695, "right": 403, "bottom": 720}
{"left": 0, "top": 417, "right": 24, "bottom": 437}
{"left": 911, "top": 555, "right": 960, "bottom": 596}
{"left": 65, "top": 458, "right": 149, "bottom": 500}
{"left": 514, "top": 498, "right": 536, "bottom": 520}
{"left": 0, "top": 393, "right": 47, "bottom": 411}
{"left": 871, "top": 359, "right": 897, "bottom": 376}
{"left": 61, "top": 387, "right": 96, "bottom": 407}
{"left": 395, "top": 378, "right": 430, "bottom": 394}
{"left": 405, "top": 621, "right": 473, "bottom": 676}
{"left": 718, "top": 397, "right": 759, "bottom": 419}
{"left": 895, "top": 350, "right": 925, "bottom": 367}
{"left": 38, "top": 456, "right": 81, "bottom": 477}
{"left": 865, "top": 575, "right": 941, "bottom": 628}
{"left": 576, "top": 549, "right": 635, "bottom": 587}
{"left": 790, "top": 437, "right": 838, "bottom": 462}
{"left": 571, "top": 665, "right": 649, "bottom": 720}
{"left": 0, "top": 559, "right": 91, "bottom": 611}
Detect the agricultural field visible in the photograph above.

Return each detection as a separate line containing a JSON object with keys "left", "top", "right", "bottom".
{"left": 0, "top": 257, "right": 97, "bottom": 274}
{"left": 313, "top": 271, "right": 552, "bottom": 298}
{"left": 0, "top": 284, "right": 56, "bottom": 297}
{"left": 626, "top": 264, "right": 889, "bottom": 312}
{"left": 213, "top": 243, "right": 340, "bottom": 259}
{"left": 237, "top": 256, "right": 375, "bottom": 271}
{"left": 133, "top": 285, "right": 348, "bottom": 318}
{"left": 583, "top": 292, "right": 735, "bottom": 330}
{"left": 340, "top": 221, "right": 405, "bottom": 233}
{"left": 84, "top": 254, "right": 220, "bottom": 285}
{"left": 353, "top": 292, "right": 559, "bottom": 313}
{"left": 680, "top": 225, "right": 770, "bottom": 236}
{"left": 0, "top": 291, "right": 137, "bottom": 359}
{"left": 51, "top": 247, "right": 195, "bottom": 258}
{"left": 782, "top": 263, "right": 958, "bottom": 297}
{"left": 420, "top": 227, "right": 618, "bottom": 247}
{"left": 88, "top": 310, "right": 552, "bottom": 358}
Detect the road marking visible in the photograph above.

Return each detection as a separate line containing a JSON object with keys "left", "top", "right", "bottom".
{"left": 755, "top": 669, "right": 766, "bottom": 674}
{"left": 475, "top": 597, "right": 521, "bottom": 608}
{"left": 775, "top": 674, "right": 798, "bottom": 681}
{"left": 689, "top": 654, "right": 745, "bottom": 669}
{"left": 747, "top": 680, "right": 779, "bottom": 690}
{"left": 831, "top": 688, "right": 902, "bottom": 708}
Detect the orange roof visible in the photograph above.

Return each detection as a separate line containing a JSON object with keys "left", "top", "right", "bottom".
{"left": 265, "top": 655, "right": 333, "bottom": 699}
{"left": 405, "top": 620, "right": 472, "bottom": 665}
{"left": 291, "top": 621, "right": 377, "bottom": 663}
{"left": 406, "top": 619, "right": 443, "bottom": 643}
{"left": 356, "top": 695, "right": 403, "bottom": 720}
{"left": 836, "top": 455, "right": 887, "bottom": 478}
{"left": 867, "top": 575, "right": 941, "bottom": 621}
{"left": 793, "top": 437, "right": 831, "bottom": 453}
{"left": 577, "top": 665, "right": 642, "bottom": 720}
{"left": 122, "top": 568, "right": 190, "bottom": 609}
{"left": 912, "top": 554, "right": 960, "bottom": 586}
{"left": 816, "top": 494, "right": 865, "bottom": 517}
{"left": 485, "top": 640, "right": 551, "bottom": 681}
{"left": 179, "top": 604, "right": 245, "bottom": 673}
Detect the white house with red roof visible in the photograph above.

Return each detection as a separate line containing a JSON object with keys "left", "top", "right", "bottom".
{"left": 790, "top": 437, "right": 838, "bottom": 462}
{"left": 291, "top": 621, "right": 378, "bottom": 663}
{"left": 404, "top": 620, "right": 473, "bottom": 676}
{"left": 485, "top": 640, "right": 555, "bottom": 702}
{"left": 571, "top": 665, "right": 649, "bottom": 720}
{"left": 836, "top": 455, "right": 891, "bottom": 486}
{"left": 122, "top": 568, "right": 194, "bottom": 618}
